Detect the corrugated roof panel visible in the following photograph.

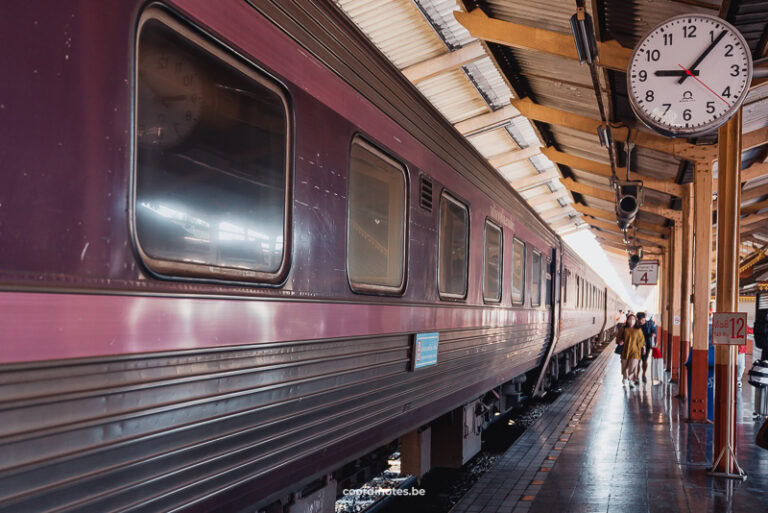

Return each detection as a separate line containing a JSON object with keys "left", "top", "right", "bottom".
{"left": 507, "top": 116, "right": 542, "bottom": 148}
{"left": 464, "top": 56, "right": 514, "bottom": 109}
{"left": 529, "top": 153, "right": 555, "bottom": 171}
{"left": 602, "top": 0, "right": 721, "bottom": 49}
{"left": 497, "top": 159, "right": 539, "bottom": 181}
{"left": 416, "top": 69, "right": 490, "bottom": 123}
{"left": 479, "top": 0, "right": 577, "bottom": 34}
{"left": 467, "top": 127, "right": 519, "bottom": 158}
{"left": 337, "top": 0, "right": 583, "bottom": 233}
{"left": 535, "top": 200, "right": 567, "bottom": 212}
{"left": 335, "top": 0, "right": 447, "bottom": 68}
{"left": 413, "top": 0, "right": 475, "bottom": 48}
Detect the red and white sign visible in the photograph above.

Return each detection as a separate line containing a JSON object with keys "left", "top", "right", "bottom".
{"left": 712, "top": 312, "right": 748, "bottom": 345}
{"left": 631, "top": 260, "right": 659, "bottom": 286}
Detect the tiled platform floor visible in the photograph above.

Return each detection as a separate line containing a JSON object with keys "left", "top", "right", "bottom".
{"left": 526, "top": 354, "right": 768, "bottom": 513}
{"left": 451, "top": 348, "right": 768, "bottom": 513}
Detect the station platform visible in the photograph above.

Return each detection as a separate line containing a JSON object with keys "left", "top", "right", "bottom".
{"left": 450, "top": 347, "right": 768, "bottom": 513}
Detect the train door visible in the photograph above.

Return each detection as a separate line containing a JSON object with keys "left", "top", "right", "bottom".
{"left": 532, "top": 245, "right": 561, "bottom": 396}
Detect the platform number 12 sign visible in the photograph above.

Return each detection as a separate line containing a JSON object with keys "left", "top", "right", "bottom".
{"left": 712, "top": 312, "right": 748, "bottom": 345}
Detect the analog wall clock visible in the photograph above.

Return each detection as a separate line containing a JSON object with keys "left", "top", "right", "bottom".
{"left": 627, "top": 14, "right": 752, "bottom": 138}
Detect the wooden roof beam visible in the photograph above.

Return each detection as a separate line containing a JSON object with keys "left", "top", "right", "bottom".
{"left": 525, "top": 188, "right": 570, "bottom": 208}
{"left": 570, "top": 202, "right": 670, "bottom": 234}
{"left": 455, "top": 105, "right": 520, "bottom": 136}
{"left": 540, "top": 206, "right": 579, "bottom": 222}
{"left": 742, "top": 182, "right": 768, "bottom": 203}
{"left": 560, "top": 178, "right": 682, "bottom": 221}
{"left": 511, "top": 168, "right": 561, "bottom": 192}
{"left": 742, "top": 211, "right": 768, "bottom": 228}
{"left": 541, "top": 146, "right": 685, "bottom": 197}
{"left": 585, "top": 217, "right": 669, "bottom": 247}
{"left": 402, "top": 40, "right": 486, "bottom": 83}
{"left": 743, "top": 198, "right": 768, "bottom": 215}
{"left": 453, "top": 8, "right": 633, "bottom": 72}
{"left": 512, "top": 98, "right": 768, "bottom": 163}
{"left": 550, "top": 216, "right": 582, "bottom": 230}
{"left": 510, "top": 97, "right": 709, "bottom": 160}
{"left": 596, "top": 234, "right": 663, "bottom": 254}
{"left": 600, "top": 243, "right": 631, "bottom": 257}
{"left": 712, "top": 160, "right": 768, "bottom": 190}
{"left": 488, "top": 145, "right": 541, "bottom": 168}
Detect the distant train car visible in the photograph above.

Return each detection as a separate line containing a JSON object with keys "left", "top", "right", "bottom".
{"left": 0, "top": 1, "right": 624, "bottom": 511}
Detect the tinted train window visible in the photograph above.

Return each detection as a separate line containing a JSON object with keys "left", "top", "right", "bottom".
{"left": 439, "top": 193, "right": 469, "bottom": 299}
{"left": 483, "top": 220, "right": 503, "bottom": 303}
{"left": 545, "top": 259, "right": 552, "bottom": 306}
{"left": 347, "top": 138, "right": 407, "bottom": 293}
{"left": 511, "top": 238, "right": 526, "bottom": 304}
{"left": 576, "top": 276, "right": 580, "bottom": 308}
{"left": 563, "top": 269, "right": 571, "bottom": 305}
{"left": 531, "top": 250, "right": 542, "bottom": 306}
{"left": 134, "top": 15, "right": 290, "bottom": 282}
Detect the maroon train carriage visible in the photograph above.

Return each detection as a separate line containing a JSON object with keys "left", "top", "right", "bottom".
{"left": 0, "top": 1, "right": 626, "bottom": 511}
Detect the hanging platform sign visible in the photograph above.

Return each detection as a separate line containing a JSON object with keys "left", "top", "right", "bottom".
{"left": 412, "top": 332, "right": 439, "bottom": 370}
{"left": 631, "top": 260, "right": 659, "bottom": 285}
{"left": 712, "top": 312, "right": 748, "bottom": 345}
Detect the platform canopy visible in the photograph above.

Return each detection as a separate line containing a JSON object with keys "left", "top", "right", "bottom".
{"left": 334, "top": 0, "right": 768, "bottom": 294}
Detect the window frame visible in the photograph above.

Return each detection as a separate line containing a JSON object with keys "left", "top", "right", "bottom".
{"left": 510, "top": 237, "right": 527, "bottom": 305}
{"left": 482, "top": 218, "right": 504, "bottom": 304}
{"left": 346, "top": 135, "right": 409, "bottom": 296}
{"left": 531, "top": 249, "right": 542, "bottom": 307}
{"left": 131, "top": 8, "right": 293, "bottom": 285}
{"left": 437, "top": 191, "right": 470, "bottom": 301}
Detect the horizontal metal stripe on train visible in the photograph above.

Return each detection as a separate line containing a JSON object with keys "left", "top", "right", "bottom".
{"left": 0, "top": 291, "right": 551, "bottom": 363}
{"left": 0, "top": 326, "right": 556, "bottom": 511}
{"left": 0, "top": 328, "right": 548, "bottom": 457}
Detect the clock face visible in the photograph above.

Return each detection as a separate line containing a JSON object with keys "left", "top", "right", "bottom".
{"left": 627, "top": 14, "right": 752, "bottom": 138}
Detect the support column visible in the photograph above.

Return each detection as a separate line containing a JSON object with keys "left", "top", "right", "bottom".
{"left": 713, "top": 109, "right": 741, "bottom": 475}
{"left": 660, "top": 249, "right": 670, "bottom": 370}
{"left": 678, "top": 184, "right": 694, "bottom": 398}
{"left": 691, "top": 161, "right": 713, "bottom": 422}
{"left": 670, "top": 221, "right": 683, "bottom": 382}
{"left": 657, "top": 253, "right": 665, "bottom": 347}
{"left": 666, "top": 243, "right": 675, "bottom": 372}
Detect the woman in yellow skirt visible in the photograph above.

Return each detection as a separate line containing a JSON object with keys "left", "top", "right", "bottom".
{"left": 621, "top": 314, "right": 646, "bottom": 389}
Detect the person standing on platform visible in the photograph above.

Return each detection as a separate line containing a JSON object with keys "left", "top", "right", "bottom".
{"left": 621, "top": 314, "right": 645, "bottom": 389}
{"left": 616, "top": 310, "right": 627, "bottom": 379}
{"left": 637, "top": 312, "right": 656, "bottom": 384}
{"left": 737, "top": 330, "right": 749, "bottom": 388}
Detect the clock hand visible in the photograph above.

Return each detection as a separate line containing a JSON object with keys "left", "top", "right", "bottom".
{"left": 677, "top": 64, "right": 730, "bottom": 106}
{"left": 678, "top": 30, "right": 726, "bottom": 84}
{"left": 654, "top": 69, "right": 699, "bottom": 77}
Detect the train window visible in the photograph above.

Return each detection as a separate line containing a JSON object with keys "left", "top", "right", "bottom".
{"left": 511, "top": 238, "right": 526, "bottom": 304}
{"left": 545, "top": 259, "right": 552, "bottom": 306}
{"left": 576, "top": 276, "right": 580, "bottom": 308}
{"left": 347, "top": 138, "right": 407, "bottom": 293}
{"left": 133, "top": 14, "right": 291, "bottom": 282}
{"left": 562, "top": 269, "right": 568, "bottom": 305}
{"left": 438, "top": 192, "right": 469, "bottom": 299}
{"left": 531, "top": 250, "right": 542, "bottom": 307}
{"left": 483, "top": 220, "right": 503, "bottom": 303}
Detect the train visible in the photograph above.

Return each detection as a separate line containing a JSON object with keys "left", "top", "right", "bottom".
{"left": 0, "top": 1, "right": 626, "bottom": 512}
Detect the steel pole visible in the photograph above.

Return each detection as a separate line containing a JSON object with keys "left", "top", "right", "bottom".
{"left": 713, "top": 109, "right": 741, "bottom": 475}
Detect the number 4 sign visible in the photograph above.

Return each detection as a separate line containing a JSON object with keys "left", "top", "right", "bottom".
{"left": 631, "top": 260, "right": 659, "bottom": 286}
{"left": 712, "top": 312, "right": 748, "bottom": 345}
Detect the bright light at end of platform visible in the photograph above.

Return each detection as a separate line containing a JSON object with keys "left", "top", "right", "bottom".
{"left": 562, "top": 229, "right": 646, "bottom": 312}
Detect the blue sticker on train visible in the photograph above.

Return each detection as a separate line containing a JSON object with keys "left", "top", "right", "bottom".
{"left": 413, "top": 332, "right": 439, "bottom": 369}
